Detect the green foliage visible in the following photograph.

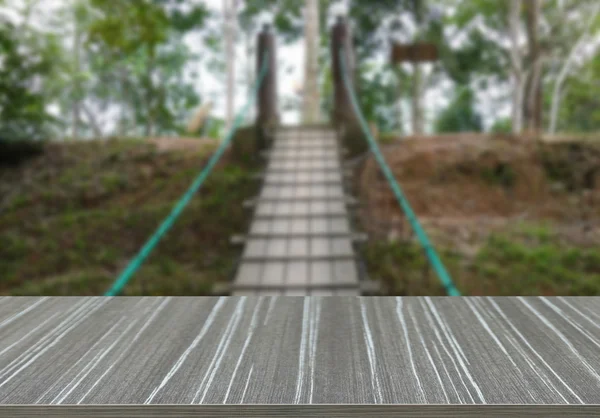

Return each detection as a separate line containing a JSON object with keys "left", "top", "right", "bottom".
{"left": 0, "top": 0, "right": 208, "bottom": 141}
{"left": 345, "top": 0, "right": 505, "bottom": 132}
{"left": 365, "top": 223, "right": 600, "bottom": 296}
{"left": 474, "top": 233, "right": 600, "bottom": 295}
{"left": 439, "top": 30, "right": 508, "bottom": 85}
{"left": 356, "top": 66, "right": 401, "bottom": 132}
{"left": 154, "top": 0, "right": 210, "bottom": 32}
{"left": 490, "top": 118, "right": 512, "bottom": 134}
{"left": 0, "top": 140, "right": 259, "bottom": 295}
{"left": 239, "top": 0, "right": 332, "bottom": 43}
{"left": 0, "top": 19, "right": 61, "bottom": 141}
{"left": 480, "top": 163, "right": 516, "bottom": 189}
{"left": 434, "top": 86, "right": 483, "bottom": 133}
{"left": 207, "top": 118, "right": 224, "bottom": 140}
{"left": 378, "top": 133, "right": 399, "bottom": 144}
{"left": 87, "top": 1, "right": 169, "bottom": 55}
{"left": 82, "top": 0, "right": 206, "bottom": 137}
{"left": 364, "top": 240, "right": 442, "bottom": 296}
{"left": 539, "top": 141, "right": 600, "bottom": 192}
{"left": 556, "top": 56, "right": 600, "bottom": 133}
{"left": 348, "top": 0, "right": 411, "bottom": 61}
{"left": 444, "top": 0, "right": 510, "bottom": 84}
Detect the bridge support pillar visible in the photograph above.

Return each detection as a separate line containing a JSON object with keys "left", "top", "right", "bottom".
{"left": 256, "top": 24, "right": 278, "bottom": 152}
{"left": 331, "top": 16, "right": 368, "bottom": 158}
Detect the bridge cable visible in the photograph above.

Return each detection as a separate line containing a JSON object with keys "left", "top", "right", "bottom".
{"left": 338, "top": 48, "right": 461, "bottom": 296}
{"left": 104, "top": 52, "right": 270, "bottom": 296}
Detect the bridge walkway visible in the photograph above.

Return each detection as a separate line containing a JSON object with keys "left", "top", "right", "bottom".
{"left": 232, "top": 126, "right": 363, "bottom": 296}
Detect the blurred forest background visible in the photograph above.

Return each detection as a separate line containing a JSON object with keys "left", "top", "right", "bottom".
{"left": 1, "top": 0, "right": 598, "bottom": 143}
{"left": 1, "top": 0, "right": 599, "bottom": 296}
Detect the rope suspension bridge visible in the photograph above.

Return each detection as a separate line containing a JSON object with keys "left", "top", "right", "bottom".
{"left": 104, "top": 19, "right": 460, "bottom": 298}
{"left": 1, "top": 18, "right": 600, "bottom": 415}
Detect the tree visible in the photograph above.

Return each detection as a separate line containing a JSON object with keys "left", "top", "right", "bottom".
{"left": 490, "top": 117, "right": 513, "bottom": 134}
{"left": 223, "top": 0, "right": 238, "bottom": 131}
{"left": 409, "top": 0, "right": 427, "bottom": 134}
{"left": 434, "top": 86, "right": 483, "bottom": 133}
{"left": 450, "top": 0, "right": 524, "bottom": 133}
{"left": 238, "top": 0, "right": 319, "bottom": 44}
{"left": 302, "top": 0, "right": 320, "bottom": 123}
{"left": 81, "top": 0, "right": 208, "bottom": 137}
{"left": 0, "top": 14, "right": 62, "bottom": 142}
{"left": 348, "top": 0, "right": 485, "bottom": 134}
{"left": 239, "top": 0, "right": 333, "bottom": 122}
{"left": 453, "top": 0, "right": 600, "bottom": 135}
{"left": 523, "top": 0, "right": 542, "bottom": 133}
{"left": 552, "top": 55, "right": 600, "bottom": 132}
{"left": 546, "top": 1, "right": 600, "bottom": 134}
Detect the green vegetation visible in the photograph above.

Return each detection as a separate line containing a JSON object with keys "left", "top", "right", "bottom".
{"left": 480, "top": 162, "right": 516, "bottom": 189}
{"left": 378, "top": 133, "right": 399, "bottom": 145}
{"left": 359, "top": 137, "right": 600, "bottom": 296}
{"left": 434, "top": 87, "right": 484, "bottom": 133}
{"left": 364, "top": 222, "right": 600, "bottom": 296}
{"left": 540, "top": 142, "right": 600, "bottom": 191}
{"left": 0, "top": 0, "right": 209, "bottom": 144}
{"left": 0, "top": 17, "right": 60, "bottom": 143}
{"left": 0, "top": 139, "right": 259, "bottom": 295}
{"left": 490, "top": 118, "right": 512, "bottom": 134}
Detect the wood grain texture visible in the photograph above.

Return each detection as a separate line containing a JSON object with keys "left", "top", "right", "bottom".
{"left": 2, "top": 405, "right": 600, "bottom": 417}
{"left": 0, "top": 297, "right": 599, "bottom": 405}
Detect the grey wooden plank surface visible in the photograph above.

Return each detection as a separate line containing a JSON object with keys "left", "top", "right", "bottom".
{"left": 2, "top": 405, "right": 600, "bottom": 417}
{"left": 263, "top": 172, "right": 343, "bottom": 184}
{"left": 1, "top": 297, "right": 600, "bottom": 404}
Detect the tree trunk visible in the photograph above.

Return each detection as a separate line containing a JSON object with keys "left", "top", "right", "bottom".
{"left": 145, "top": 51, "right": 156, "bottom": 138}
{"left": 524, "top": 58, "right": 543, "bottom": 133}
{"left": 410, "top": 0, "right": 426, "bottom": 134}
{"left": 524, "top": 0, "right": 542, "bottom": 133}
{"left": 548, "top": 3, "right": 599, "bottom": 134}
{"left": 508, "top": 0, "right": 524, "bottom": 134}
{"left": 246, "top": 29, "right": 254, "bottom": 123}
{"left": 394, "top": 67, "right": 404, "bottom": 134}
{"left": 302, "top": 0, "right": 320, "bottom": 124}
{"left": 118, "top": 63, "right": 128, "bottom": 138}
{"left": 223, "top": 0, "right": 237, "bottom": 131}
{"left": 71, "top": 16, "right": 81, "bottom": 140}
{"left": 411, "top": 64, "right": 424, "bottom": 134}
{"left": 81, "top": 103, "right": 103, "bottom": 138}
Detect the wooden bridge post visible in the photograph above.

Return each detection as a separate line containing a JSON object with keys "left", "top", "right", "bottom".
{"left": 256, "top": 23, "right": 278, "bottom": 151}
{"left": 331, "top": 16, "right": 367, "bottom": 157}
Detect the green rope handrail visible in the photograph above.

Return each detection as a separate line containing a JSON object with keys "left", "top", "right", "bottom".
{"left": 104, "top": 52, "right": 271, "bottom": 296}
{"left": 338, "top": 49, "right": 461, "bottom": 296}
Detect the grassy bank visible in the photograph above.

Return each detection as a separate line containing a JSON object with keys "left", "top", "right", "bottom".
{"left": 358, "top": 136, "right": 600, "bottom": 296}
{"left": 365, "top": 222, "right": 600, "bottom": 296}
{"left": 0, "top": 137, "right": 259, "bottom": 295}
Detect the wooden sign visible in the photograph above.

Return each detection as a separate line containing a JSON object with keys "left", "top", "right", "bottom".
{"left": 391, "top": 42, "right": 438, "bottom": 63}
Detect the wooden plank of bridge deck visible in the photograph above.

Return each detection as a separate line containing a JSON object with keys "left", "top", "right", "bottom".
{"left": 232, "top": 127, "right": 361, "bottom": 295}
{"left": 263, "top": 171, "right": 343, "bottom": 184}
{"left": 2, "top": 297, "right": 600, "bottom": 404}
{"left": 249, "top": 218, "right": 351, "bottom": 236}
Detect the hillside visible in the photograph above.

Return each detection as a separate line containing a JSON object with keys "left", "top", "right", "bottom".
{"left": 357, "top": 135, "right": 600, "bottom": 296}
{"left": 0, "top": 137, "right": 259, "bottom": 295}
{"left": 1, "top": 134, "right": 599, "bottom": 296}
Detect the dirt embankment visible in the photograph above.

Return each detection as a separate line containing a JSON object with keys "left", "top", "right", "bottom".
{"left": 0, "top": 137, "right": 257, "bottom": 296}
{"left": 356, "top": 135, "right": 600, "bottom": 296}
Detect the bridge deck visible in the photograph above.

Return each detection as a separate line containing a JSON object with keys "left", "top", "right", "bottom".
{"left": 1, "top": 297, "right": 600, "bottom": 405}
{"left": 232, "top": 127, "right": 361, "bottom": 295}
